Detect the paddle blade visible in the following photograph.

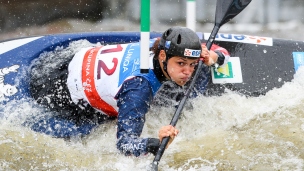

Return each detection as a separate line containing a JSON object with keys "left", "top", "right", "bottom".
{"left": 215, "top": 0, "right": 252, "bottom": 27}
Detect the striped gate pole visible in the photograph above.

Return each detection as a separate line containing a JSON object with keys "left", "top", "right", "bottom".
{"left": 140, "top": 0, "right": 150, "bottom": 73}
{"left": 186, "top": 0, "right": 196, "bottom": 31}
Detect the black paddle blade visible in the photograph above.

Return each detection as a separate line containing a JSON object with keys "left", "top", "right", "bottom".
{"left": 215, "top": 0, "right": 252, "bottom": 27}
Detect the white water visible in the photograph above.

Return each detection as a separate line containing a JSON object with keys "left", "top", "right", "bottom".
{"left": 1, "top": 39, "right": 304, "bottom": 170}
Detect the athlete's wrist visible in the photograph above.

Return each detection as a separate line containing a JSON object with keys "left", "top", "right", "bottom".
{"left": 213, "top": 50, "right": 225, "bottom": 66}
{"left": 146, "top": 138, "right": 160, "bottom": 155}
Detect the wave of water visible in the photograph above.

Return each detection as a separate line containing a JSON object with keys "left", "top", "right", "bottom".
{"left": 1, "top": 40, "right": 304, "bottom": 170}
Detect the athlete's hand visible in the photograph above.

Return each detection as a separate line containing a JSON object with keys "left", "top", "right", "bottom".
{"left": 200, "top": 45, "right": 218, "bottom": 66}
{"left": 158, "top": 125, "right": 179, "bottom": 149}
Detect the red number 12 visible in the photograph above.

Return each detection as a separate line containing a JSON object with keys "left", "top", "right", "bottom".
{"left": 97, "top": 44, "right": 122, "bottom": 79}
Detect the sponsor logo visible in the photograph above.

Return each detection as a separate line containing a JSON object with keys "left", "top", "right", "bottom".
{"left": 119, "top": 43, "right": 141, "bottom": 86}
{"left": 204, "top": 33, "right": 273, "bottom": 46}
{"left": 122, "top": 44, "right": 136, "bottom": 73}
{"left": 211, "top": 57, "right": 243, "bottom": 84}
{"left": 184, "top": 49, "right": 201, "bottom": 57}
{"left": 0, "top": 65, "right": 20, "bottom": 101}
{"left": 165, "top": 41, "right": 171, "bottom": 49}
{"left": 213, "top": 62, "right": 233, "bottom": 79}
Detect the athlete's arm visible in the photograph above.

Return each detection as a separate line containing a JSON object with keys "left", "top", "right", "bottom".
{"left": 201, "top": 43, "right": 230, "bottom": 67}
{"left": 115, "top": 76, "right": 160, "bottom": 156}
{"left": 210, "top": 43, "right": 230, "bottom": 66}
{"left": 189, "top": 43, "right": 231, "bottom": 96}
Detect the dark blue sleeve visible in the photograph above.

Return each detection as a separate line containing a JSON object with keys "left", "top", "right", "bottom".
{"left": 190, "top": 65, "right": 211, "bottom": 98}
{"left": 115, "top": 76, "right": 155, "bottom": 156}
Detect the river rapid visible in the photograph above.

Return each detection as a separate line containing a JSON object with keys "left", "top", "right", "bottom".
{"left": 1, "top": 66, "right": 304, "bottom": 170}
{"left": 1, "top": 21, "right": 304, "bottom": 170}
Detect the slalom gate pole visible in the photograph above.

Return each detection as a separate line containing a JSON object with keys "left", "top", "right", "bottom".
{"left": 186, "top": 0, "right": 196, "bottom": 31}
{"left": 140, "top": 0, "right": 150, "bottom": 73}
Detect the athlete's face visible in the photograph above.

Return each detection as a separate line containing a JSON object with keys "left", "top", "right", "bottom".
{"left": 166, "top": 56, "right": 198, "bottom": 86}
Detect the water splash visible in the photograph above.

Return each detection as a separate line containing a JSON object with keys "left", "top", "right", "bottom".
{"left": 1, "top": 47, "right": 304, "bottom": 170}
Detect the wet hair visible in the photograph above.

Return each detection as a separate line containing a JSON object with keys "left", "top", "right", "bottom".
{"left": 150, "top": 37, "right": 161, "bottom": 60}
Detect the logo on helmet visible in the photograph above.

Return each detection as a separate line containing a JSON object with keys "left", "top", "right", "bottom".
{"left": 165, "top": 41, "right": 171, "bottom": 49}
{"left": 184, "top": 49, "right": 201, "bottom": 57}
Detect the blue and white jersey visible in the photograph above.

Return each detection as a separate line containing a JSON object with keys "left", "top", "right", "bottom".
{"left": 67, "top": 40, "right": 161, "bottom": 117}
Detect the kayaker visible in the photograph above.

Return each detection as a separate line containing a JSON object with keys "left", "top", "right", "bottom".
{"left": 29, "top": 26, "right": 230, "bottom": 156}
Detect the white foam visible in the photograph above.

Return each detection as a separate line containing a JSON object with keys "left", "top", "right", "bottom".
{"left": 1, "top": 45, "right": 304, "bottom": 171}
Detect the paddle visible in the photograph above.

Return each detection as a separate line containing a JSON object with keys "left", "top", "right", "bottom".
{"left": 148, "top": 0, "right": 252, "bottom": 170}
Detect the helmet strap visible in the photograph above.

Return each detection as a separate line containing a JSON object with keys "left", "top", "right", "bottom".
{"left": 162, "top": 54, "right": 171, "bottom": 79}
{"left": 158, "top": 49, "right": 171, "bottom": 79}
{"left": 162, "top": 60, "right": 168, "bottom": 75}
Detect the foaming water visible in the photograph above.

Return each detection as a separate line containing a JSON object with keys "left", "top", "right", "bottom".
{"left": 146, "top": 67, "right": 304, "bottom": 170}
{"left": 1, "top": 41, "right": 304, "bottom": 170}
